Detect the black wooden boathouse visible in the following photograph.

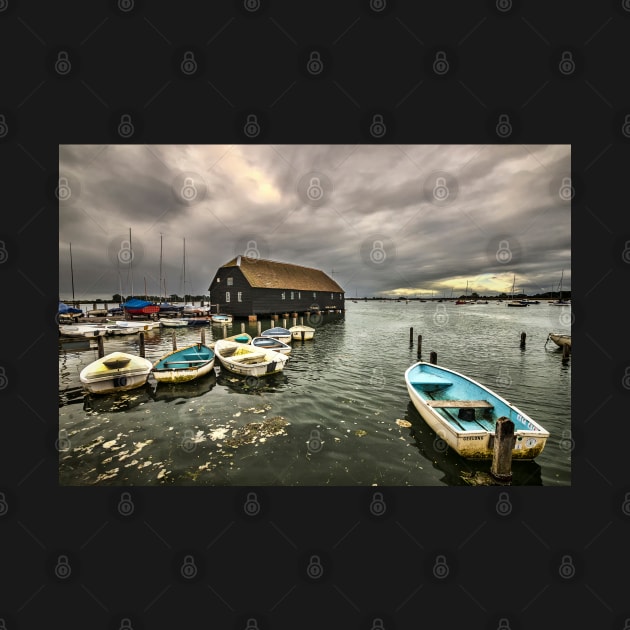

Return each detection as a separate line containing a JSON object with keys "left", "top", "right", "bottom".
{"left": 208, "top": 255, "right": 345, "bottom": 318}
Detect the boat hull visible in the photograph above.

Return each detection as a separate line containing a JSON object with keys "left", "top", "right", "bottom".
{"left": 261, "top": 327, "right": 292, "bottom": 344}
{"left": 79, "top": 352, "right": 152, "bottom": 394}
{"left": 251, "top": 336, "right": 292, "bottom": 355}
{"left": 59, "top": 325, "right": 108, "bottom": 338}
{"left": 289, "top": 325, "right": 315, "bottom": 340}
{"left": 405, "top": 362, "right": 549, "bottom": 460}
{"left": 214, "top": 340, "right": 289, "bottom": 377}
{"left": 160, "top": 319, "right": 188, "bottom": 327}
{"left": 548, "top": 333, "right": 571, "bottom": 348}
{"left": 152, "top": 344, "right": 216, "bottom": 383}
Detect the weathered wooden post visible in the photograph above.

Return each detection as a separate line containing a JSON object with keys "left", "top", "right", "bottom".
{"left": 299, "top": 316, "right": 304, "bottom": 326}
{"left": 409, "top": 327, "right": 413, "bottom": 344}
{"left": 138, "top": 332, "right": 145, "bottom": 358}
{"left": 257, "top": 321, "right": 262, "bottom": 336}
{"left": 97, "top": 335, "right": 104, "bottom": 358}
{"left": 429, "top": 351, "right": 437, "bottom": 365}
{"left": 200, "top": 329, "right": 205, "bottom": 345}
{"left": 417, "top": 335, "right": 422, "bottom": 360}
{"left": 562, "top": 343, "right": 570, "bottom": 360}
{"left": 222, "top": 324, "right": 227, "bottom": 338}
{"left": 490, "top": 417, "right": 515, "bottom": 482}
{"left": 172, "top": 332, "right": 177, "bottom": 350}
{"left": 292, "top": 317, "right": 297, "bottom": 327}
{"left": 241, "top": 323, "right": 246, "bottom": 333}
{"left": 282, "top": 318, "right": 287, "bottom": 328}
{"left": 520, "top": 332, "right": 526, "bottom": 348}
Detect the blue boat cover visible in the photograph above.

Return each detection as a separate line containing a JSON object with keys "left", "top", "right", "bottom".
{"left": 123, "top": 298, "right": 154, "bottom": 309}
{"left": 59, "top": 302, "right": 83, "bottom": 314}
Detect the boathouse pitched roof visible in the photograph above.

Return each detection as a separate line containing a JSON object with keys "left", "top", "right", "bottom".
{"left": 216, "top": 256, "right": 344, "bottom": 293}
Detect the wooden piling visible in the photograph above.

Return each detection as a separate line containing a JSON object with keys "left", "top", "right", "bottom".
{"left": 520, "top": 332, "right": 526, "bottom": 348}
{"left": 417, "top": 335, "right": 422, "bottom": 360}
{"left": 299, "top": 317, "right": 304, "bottom": 326}
{"left": 409, "top": 327, "right": 413, "bottom": 344}
{"left": 172, "top": 332, "right": 177, "bottom": 350}
{"left": 292, "top": 317, "right": 297, "bottom": 327}
{"left": 257, "top": 321, "right": 262, "bottom": 336}
{"left": 138, "top": 332, "right": 145, "bottom": 358}
{"left": 200, "top": 329, "right": 205, "bottom": 344}
{"left": 562, "top": 343, "right": 570, "bottom": 360}
{"left": 222, "top": 324, "right": 227, "bottom": 338}
{"left": 241, "top": 323, "right": 246, "bottom": 333}
{"left": 429, "top": 351, "right": 437, "bottom": 365}
{"left": 282, "top": 318, "right": 287, "bottom": 328}
{"left": 97, "top": 335, "right": 104, "bottom": 358}
{"left": 490, "top": 417, "right": 514, "bottom": 482}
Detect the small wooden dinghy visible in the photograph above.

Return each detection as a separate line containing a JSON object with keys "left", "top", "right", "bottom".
{"left": 213, "top": 339, "right": 289, "bottom": 377}
{"left": 152, "top": 343, "right": 215, "bottom": 383}
{"left": 546, "top": 333, "right": 571, "bottom": 349}
{"left": 160, "top": 318, "right": 189, "bottom": 327}
{"left": 405, "top": 361, "right": 549, "bottom": 460}
{"left": 59, "top": 324, "right": 109, "bottom": 338}
{"left": 289, "top": 325, "right": 315, "bottom": 341}
{"left": 211, "top": 313, "right": 233, "bottom": 325}
{"left": 79, "top": 351, "right": 153, "bottom": 394}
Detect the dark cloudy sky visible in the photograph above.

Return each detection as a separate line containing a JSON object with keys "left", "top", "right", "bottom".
{"left": 59, "top": 144, "right": 571, "bottom": 302}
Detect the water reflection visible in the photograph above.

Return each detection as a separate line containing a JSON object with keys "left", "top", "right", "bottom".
{"left": 153, "top": 371, "right": 217, "bottom": 402}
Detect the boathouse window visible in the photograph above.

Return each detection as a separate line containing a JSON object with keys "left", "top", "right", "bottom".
{"left": 237, "top": 292, "right": 242, "bottom": 302}
{"left": 313, "top": 292, "right": 316, "bottom": 298}
{"left": 298, "top": 292, "right": 301, "bottom": 299}
{"left": 227, "top": 277, "right": 233, "bottom": 286}
{"left": 225, "top": 292, "right": 230, "bottom": 302}
{"left": 281, "top": 292, "right": 285, "bottom": 300}
{"left": 331, "top": 293, "right": 334, "bottom": 299}
{"left": 216, "top": 277, "right": 220, "bottom": 283}
{"left": 290, "top": 291, "right": 294, "bottom": 300}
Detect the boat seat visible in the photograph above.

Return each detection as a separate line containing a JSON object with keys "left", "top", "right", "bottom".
{"left": 426, "top": 400, "right": 493, "bottom": 408}
{"left": 408, "top": 373, "right": 453, "bottom": 388}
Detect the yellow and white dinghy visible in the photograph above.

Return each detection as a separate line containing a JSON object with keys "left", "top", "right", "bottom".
{"left": 79, "top": 352, "right": 153, "bottom": 394}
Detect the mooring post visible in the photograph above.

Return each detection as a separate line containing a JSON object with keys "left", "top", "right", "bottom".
{"left": 292, "top": 317, "right": 297, "bottom": 327}
{"left": 257, "top": 321, "right": 262, "bottom": 336}
{"left": 562, "top": 343, "right": 570, "bottom": 360}
{"left": 409, "top": 327, "right": 413, "bottom": 344}
{"left": 417, "top": 334, "right": 422, "bottom": 360}
{"left": 222, "top": 324, "right": 227, "bottom": 338}
{"left": 241, "top": 323, "right": 245, "bottom": 333}
{"left": 138, "top": 332, "right": 145, "bottom": 358}
{"left": 299, "top": 316, "right": 304, "bottom": 326}
{"left": 429, "top": 351, "right": 437, "bottom": 365}
{"left": 283, "top": 318, "right": 287, "bottom": 328}
{"left": 172, "top": 331, "right": 177, "bottom": 350}
{"left": 97, "top": 335, "right": 104, "bottom": 358}
{"left": 490, "top": 416, "right": 514, "bottom": 482}
{"left": 520, "top": 332, "right": 526, "bottom": 348}
{"left": 200, "top": 329, "right": 205, "bottom": 344}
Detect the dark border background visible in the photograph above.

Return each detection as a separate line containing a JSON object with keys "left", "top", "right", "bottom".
{"left": 2, "top": 1, "right": 628, "bottom": 628}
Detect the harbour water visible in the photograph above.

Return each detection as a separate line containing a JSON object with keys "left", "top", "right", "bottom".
{"left": 58, "top": 301, "right": 571, "bottom": 486}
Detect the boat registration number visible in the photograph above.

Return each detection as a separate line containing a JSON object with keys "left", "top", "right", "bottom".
{"left": 462, "top": 435, "right": 484, "bottom": 441}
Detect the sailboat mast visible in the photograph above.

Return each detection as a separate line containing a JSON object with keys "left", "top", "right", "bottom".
{"left": 129, "top": 227, "right": 133, "bottom": 298}
{"left": 69, "top": 242, "right": 75, "bottom": 304}
{"left": 159, "top": 233, "right": 163, "bottom": 301}
{"left": 183, "top": 237, "right": 186, "bottom": 302}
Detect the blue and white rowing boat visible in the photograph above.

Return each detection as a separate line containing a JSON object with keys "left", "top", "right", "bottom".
{"left": 152, "top": 342, "right": 215, "bottom": 383}
{"left": 404, "top": 361, "right": 549, "bottom": 460}
{"left": 261, "top": 327, "right": 292, "bottom": 344}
